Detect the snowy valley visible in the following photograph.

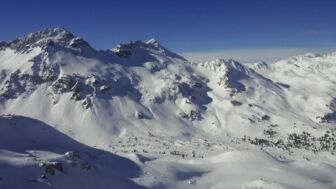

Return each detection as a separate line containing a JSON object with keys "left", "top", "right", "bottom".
{"left": 0, "top": 28, "right": 335, "bottom": 189}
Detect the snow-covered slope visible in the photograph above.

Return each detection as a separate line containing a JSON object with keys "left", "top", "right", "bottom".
{"left": 0, "top": 28, "right": 336, "bottom": 188}
{"left": 0, "top": 115, "right": 144, "bottom": 189}
{"left": 250, "top": 52, "right": 336, "bottom": 124}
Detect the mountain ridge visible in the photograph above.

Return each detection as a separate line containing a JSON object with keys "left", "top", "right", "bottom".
{"left": 0, "top": 28, "right": 335, "bottom": 140}
{"left": 1, "top": 27, "right": 336, "bottom": 189}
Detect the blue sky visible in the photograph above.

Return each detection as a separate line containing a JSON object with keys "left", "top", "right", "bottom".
{"left": 1, "top": 0, "right": 336, "bottom": 62}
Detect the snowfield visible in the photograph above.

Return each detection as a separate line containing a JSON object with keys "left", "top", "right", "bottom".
{"left": 0, "top": 28, "right": 335, "bottom": 188}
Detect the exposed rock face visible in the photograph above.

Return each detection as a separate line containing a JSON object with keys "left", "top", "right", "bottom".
{"left": 8, "top": 28, "right": 75, "bottom": 53}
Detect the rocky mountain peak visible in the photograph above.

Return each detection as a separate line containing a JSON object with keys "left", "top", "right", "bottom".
{"left": 111, "top": 38, "right": 186, "bottom": 61}
{"left": 5, "top": 27, "right": 93, "bottom": 53}
{"left": 146, "top": 38, "right": 160, "bottom": 46}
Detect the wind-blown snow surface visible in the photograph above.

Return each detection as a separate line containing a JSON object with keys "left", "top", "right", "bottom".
{"left": 0, "top": 28, "right": 336, "bottom": 188}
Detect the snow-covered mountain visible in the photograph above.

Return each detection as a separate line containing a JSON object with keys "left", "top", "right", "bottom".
{"left": 0, "top": 28, "right": 335, "bottom": 189}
